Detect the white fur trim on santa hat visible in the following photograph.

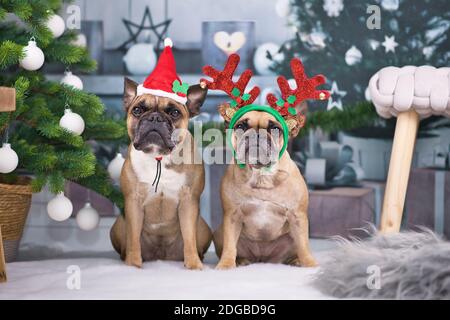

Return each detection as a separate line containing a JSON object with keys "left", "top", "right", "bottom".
{"left": 137, "top": 84, "right": 187, "bottom": 104}
{"left": 164, "top": 38, "right": 173, "bottom": 48}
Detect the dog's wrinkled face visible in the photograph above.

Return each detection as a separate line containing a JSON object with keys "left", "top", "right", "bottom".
{"left": 123, "top": 78, "right": 207, "bottom": 155}
{"left": 231, "top": 111, "right": 285, "bottom": 169}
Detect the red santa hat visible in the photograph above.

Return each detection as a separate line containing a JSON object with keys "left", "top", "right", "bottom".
{"left": 136, "top": 38, "right": 188, "bottom": 105}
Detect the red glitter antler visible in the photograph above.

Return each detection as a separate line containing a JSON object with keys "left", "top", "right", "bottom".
{"left": 267, "top": 58, "right": 330, "bottom": 116}
{"left": 201, "top": 54, "right": 260, "bottom": 108}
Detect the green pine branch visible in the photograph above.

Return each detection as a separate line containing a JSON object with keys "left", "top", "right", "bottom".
{"left": 0, "top": 0, "right": 126, "bottom": 210}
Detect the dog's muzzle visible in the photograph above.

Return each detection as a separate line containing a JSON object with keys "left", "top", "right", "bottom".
{"left": 133, "top": 112, "right": 176, "bottom": 152}
{"left": 236, "top": 130, "right": 279, "bottom": 168}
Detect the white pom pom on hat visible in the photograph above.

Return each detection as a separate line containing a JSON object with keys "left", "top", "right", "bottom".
{"left": 164, "top": 38, "right": 173, "bottom": 48}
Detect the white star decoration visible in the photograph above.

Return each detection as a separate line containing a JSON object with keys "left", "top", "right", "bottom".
{"left": 382, "top": 35, "right": 398, "bottom": 53}
{"left": 327, "top": 81, "right": 347, "bottom": 111}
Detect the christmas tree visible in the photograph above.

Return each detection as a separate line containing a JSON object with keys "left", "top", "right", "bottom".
{"left": 0, "top": 0, "right": 126, "bottom": 209}
{"left": 273, "top": 0, "right": 449, "bottom": 109}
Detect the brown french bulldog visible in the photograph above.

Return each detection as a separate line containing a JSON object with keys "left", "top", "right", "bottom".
{"left": 110, "top": 77, "right": 212, "bottom": 270}
{"left": 213, "top": 108, "right": 317, "bottom": 269}
{"left": 201, "top": 54, "right": 328, "bottom": 269}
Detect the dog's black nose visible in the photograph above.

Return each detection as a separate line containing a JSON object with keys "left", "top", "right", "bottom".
{"left": 147, "top": 112, "right": 164, "bottom": 123}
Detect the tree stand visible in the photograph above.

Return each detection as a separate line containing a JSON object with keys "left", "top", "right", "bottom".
{"left": 369, "top": 66, "right": 450, "bottom": 234}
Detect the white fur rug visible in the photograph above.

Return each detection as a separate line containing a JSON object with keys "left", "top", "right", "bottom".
{"left": 0, "top": 242, "right": 335, "bottom": 300}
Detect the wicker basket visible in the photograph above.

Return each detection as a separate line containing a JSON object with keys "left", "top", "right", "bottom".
{"left": 0, "top": 176, "right": 32, "bottom": 262}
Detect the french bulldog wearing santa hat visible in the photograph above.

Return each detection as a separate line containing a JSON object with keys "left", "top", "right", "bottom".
{"left": 110, "top": 38, "right": 212, "bottom": 270}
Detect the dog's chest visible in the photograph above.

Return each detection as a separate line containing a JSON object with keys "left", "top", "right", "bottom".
{"left": 130, "top": 148, "right": 186, "bottom": 198}
{"left": 240, "top": 198, "right": 289, "bottom": 241}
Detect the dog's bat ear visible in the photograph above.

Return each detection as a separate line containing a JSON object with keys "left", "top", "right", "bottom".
{"left": 124, "top": 77, "right": 138, "bottom": 111}
{"left": 186, "top": 83, "right": 208, "bottom": 117}
{"left": 218, "top": 104, "right": 232, "bottom": 129}
{"left": 287, "top": 101, "right": 308, "bottom": 138}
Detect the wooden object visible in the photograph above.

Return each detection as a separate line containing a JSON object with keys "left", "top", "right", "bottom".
{"left": 0, "top": 87, "right": 16, "bottom": 112}
{"left": 380, "top": 110, "right": 420, "bottom": 233}
{"left": 0, "top": 226, "right": 7, "bottom": 283}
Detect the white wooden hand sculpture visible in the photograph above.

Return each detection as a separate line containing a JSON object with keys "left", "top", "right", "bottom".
{"left": 369, "top": 66, "right": 450, "bottom": 233}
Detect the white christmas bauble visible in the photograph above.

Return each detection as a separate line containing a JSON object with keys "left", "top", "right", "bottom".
{"left": 0, "top": 143, "right": 19, "bottom": 173}
{"left": 59, "top": 109, "right": 85, "bottom": 135}
{"left": 381, "top": 0, "right": 400, "bottom": 11}
{"left": 46, "top": 14, "right": 65, "bottom": 38}
{"left": 20, "top": 40, "right": 45, "bottom": 71}
{"left": 365, "top": 86, "right": 371, "bottom": 101}
{"left": 76, "top": 203, "right": 100, "bottom": 231}
{"left": 61, "top": 71, "right": 83, "bottom": 90}
{"left": 123, "top": 43, "right": 157, "bottom": 75}
{"left": 253, "top": 43, "right": 282, "bottom": 76}
{"left": 47, "top": 192, "right": 73, "bottom": 222}
{"left": 306, "top": 31, "right": 327, "bottom": 51}
{"left": 345, "top": 46, "right": 362, "bottom": 66}
{"left": 423, "top": 46, "right": 435, "bottom": 60}
{"left": 275, "top": 0, "right": 291, "bottom": 18}
{"left": 369, "top": 39, "right": 380, "bottom": 51}
{"left": 71, "top": 34, "right": 87, "bottom": 47}
{"left": 107, "top": 153, "right": 125, "bottom": 182}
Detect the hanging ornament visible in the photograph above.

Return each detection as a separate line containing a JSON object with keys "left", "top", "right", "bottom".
{"left": 0, "top": 143, "right": 19, "bottom": 173}
{"left": 382, "top": 35, "right": 398, "bottom": 53}
{"left": 345, "top": 46, "right": 362, "bottom": 66}
{"left": 59, "top": 108, "right": 85, "bottom": 136}
{"left": 47, "top": 192, "right": 73, "bottom": 222}
{"left": 71, "top": 34, "right": 87, "bottom": 48}
{"left": 60, "top": 71, "right": 83, "bottom": 90}
{"left": 19, "top": 38, "right": 45, "bottom": 71}
{"left": 46, "top": 13, "right": 66, "bottom": 38}
{"left": 304, "top": 31, "right": 327, "bottom": 51}
{"left": 327, "top": 81, "right": 347, "bottom": 111}
{"left": 364, "top": 86, "right": 371, "bottom": 101}
{"left": 323, "top": 0, "right": 344, "bottom": 17}
{"left": 76, "top": 203, "right": 100, "bottom": 231}
{"left": 253, "top": 43, "right": 282, "bottom": 75}
{"left": 123, "top": 43, "right": 157, "bottom": 75}
{"left": 423, "top": 46, "right": 436, "bottom": 60}
{"left": 275, "top": 0, "right": 291, "bottom": 18}
{"left": 368, "top": 39, "right": 380, "bottom": 51}
{"left": 381, "top": 0, "right": 400, "bottom": 11}
{"left": 107, "top": 153, "right": 125, "bottom": 183}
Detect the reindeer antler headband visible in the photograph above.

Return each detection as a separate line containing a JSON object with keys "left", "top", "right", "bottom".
{"left": 201, "top": 54, "right": 330, "bottom": 164}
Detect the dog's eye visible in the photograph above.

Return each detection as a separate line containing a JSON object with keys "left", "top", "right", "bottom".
{"left": 271, "top": 126, "right": 281, "bottom": 133}
{"left": 132, "top": 106, "right": 144, "bottom": 117}
{"left": 268, "top": 122, "right": 282, "bottom": 134}
{"left": 166, "top": 107, "right": 181, "bottom": 118}
{"left": 235, "top": 122, "right": 248, "bottom": 131}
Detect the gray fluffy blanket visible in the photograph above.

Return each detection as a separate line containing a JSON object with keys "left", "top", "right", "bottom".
{"left": 314, "top": 228, "right": 450, "bottom": 299}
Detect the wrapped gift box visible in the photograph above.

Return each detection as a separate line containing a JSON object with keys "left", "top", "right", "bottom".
{"left": 309, "top": 187, "right": 375, "bottom": 238}
{"left": 405, "top": 168, "right": 450, "bottom": 237}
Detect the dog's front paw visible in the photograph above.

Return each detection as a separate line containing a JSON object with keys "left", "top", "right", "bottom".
{"left": 184, "top": 256, "right": 203, "bottom": 270}
{"left": 125, "top": 252, "right": 143, "bottom": 268}
{"left": 216, "top": 258, "right": 236, "bottom": 270}
{"left": 295, "top": 256, "right": 318, "bottom": 268}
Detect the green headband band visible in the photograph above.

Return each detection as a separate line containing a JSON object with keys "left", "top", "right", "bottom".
{"left": 227, "top": 105, "right": 290, "bottom": 169}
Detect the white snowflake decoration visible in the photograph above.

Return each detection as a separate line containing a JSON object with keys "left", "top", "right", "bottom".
{"left": 382, "top": 35, "right": 399, "bottom": 53}
{"left": 323, "top": 0, "right": 344, "bottom": 17}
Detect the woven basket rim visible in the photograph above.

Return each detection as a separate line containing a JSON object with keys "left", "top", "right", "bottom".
{"left": 0, "top": 176, "right": 33, "bottom": 194}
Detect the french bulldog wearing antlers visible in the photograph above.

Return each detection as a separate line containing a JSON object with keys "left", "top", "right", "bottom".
{"left": 202, "top": 54, "right": 330, "bottom": 269}
{"left": 110, "top": 39, "right": 212, "bottom": 270}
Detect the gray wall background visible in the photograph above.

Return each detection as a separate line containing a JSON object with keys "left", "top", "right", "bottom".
{"left": 71, "top": 0, "right": 292, "bottom": 49}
